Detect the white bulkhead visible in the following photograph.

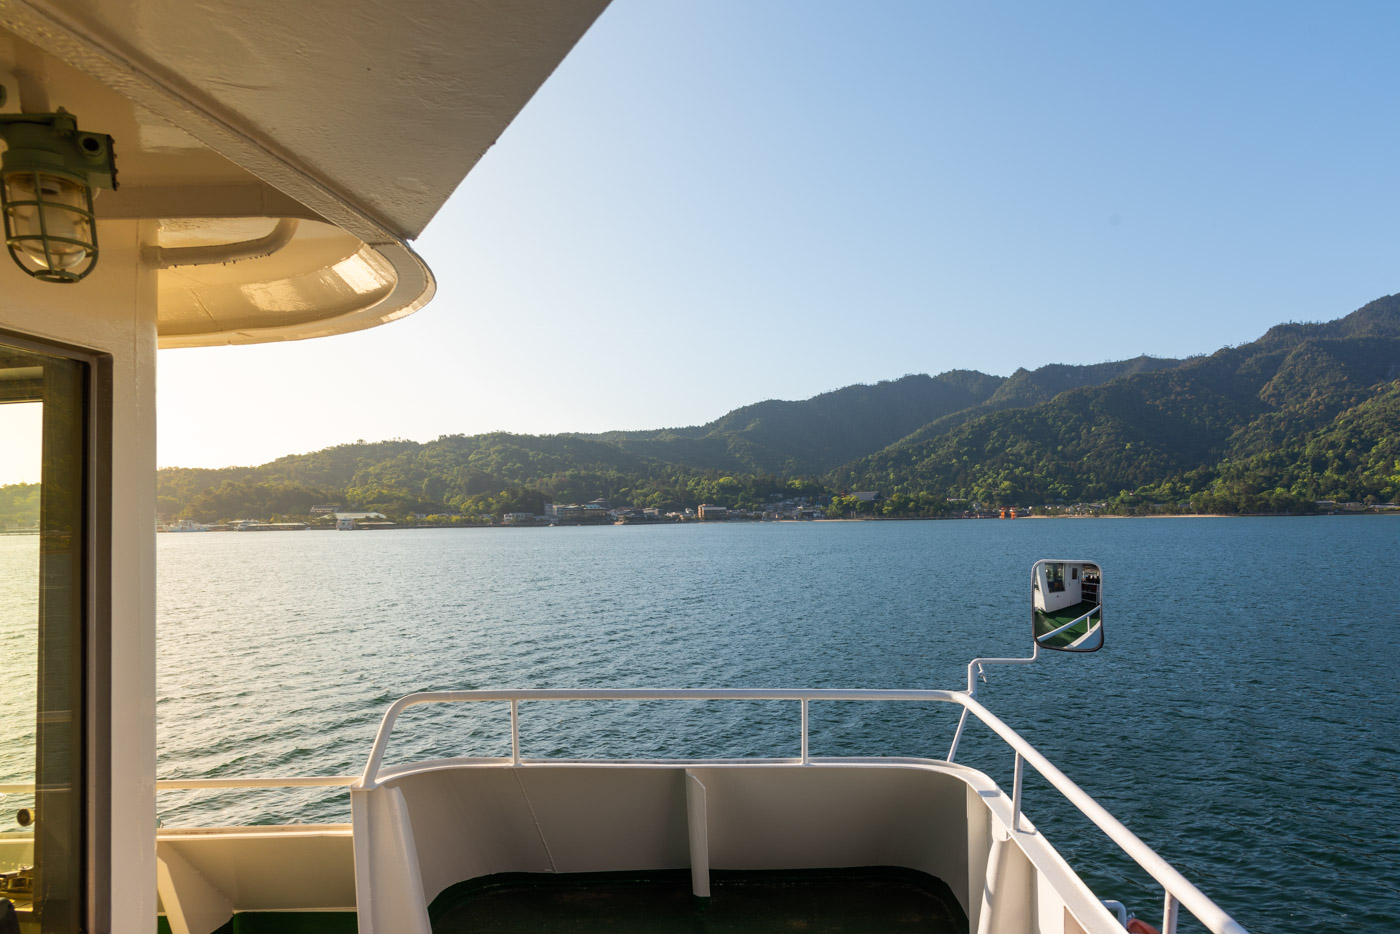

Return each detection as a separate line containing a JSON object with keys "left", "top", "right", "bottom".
{"left": 0, "top": 3, "right": 608, "bottom": 929}
{"left": 1034, "top": 561, "right": 1088, "bottom": 614}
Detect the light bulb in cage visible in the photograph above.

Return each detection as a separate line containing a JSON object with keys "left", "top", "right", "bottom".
{"left": 0, "top": 108, "right": 117, "bottom": 283}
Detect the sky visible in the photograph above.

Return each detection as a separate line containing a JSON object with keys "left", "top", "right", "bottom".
{"left": 16, "top": 1, "right": 1400, "bottom": 480}
{"left": 0, "top": 404, "right": 41, "bottom": 485}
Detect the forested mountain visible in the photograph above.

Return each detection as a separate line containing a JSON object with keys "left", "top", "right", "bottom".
{"left": 578, "top": 370, "right": 1006, "bottom": 475}
{"left": 831, "top": 294, "right": 1400, "bottom": 510}
{"left": 577, "top": 357, "right": 1187, "bottom": 476}
{"left": 882, "top": 355, "right": 1185, "bottom": 451}
{"left": 158, "top": 432, "right": 829, "bottom": 521}
{"left": 0, "top": 482, "right": 39, "bottom": 529}
{"left": 155, "top": 294, "right": 1400, "bottom": 521}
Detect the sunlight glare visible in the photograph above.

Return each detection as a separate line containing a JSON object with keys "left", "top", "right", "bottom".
{"left": 0, "top": 403, "right": 42, "bottom": 486}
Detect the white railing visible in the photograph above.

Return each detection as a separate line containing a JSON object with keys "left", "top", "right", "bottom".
{"left": 156, "top": 776, "right": 356, "bottom": 790}
{"left": 1037, "top": 603, "right": 1102, "bottom": 643}
{"left": 0, "top": 776, "right": 356, "bottom": 794}
{"left": 355, "top": 687, "right": 1245, "bottom": 934}
{"left": 356, "top": 687, "right": 962, "bottom": 784}
{"left": 0, "top": 686, "right": 1247, "bottom": 934}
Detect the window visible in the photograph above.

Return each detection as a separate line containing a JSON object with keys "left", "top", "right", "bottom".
{"left": 1045, "top": 562, "right": 1065, "bottom": 593}
{"left": 0, "top": 333, "right": 109, "bottom": 932}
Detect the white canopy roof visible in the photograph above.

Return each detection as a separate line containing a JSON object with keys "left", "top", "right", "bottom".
{"left": 0, "top": 0, "right": 609, "bottom": 345}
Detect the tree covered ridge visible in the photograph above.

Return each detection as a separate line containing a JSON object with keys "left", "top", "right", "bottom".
{"left": 0, "top": 483, "right": 39, "bottom": 529}
{"left": 833, "top": 294, "right": 1400, "bottom": 510}
{"left": 577, "top": 369, "right": 1009, "bottom": 476}
{"left": 156, "top": 294, "right": 1400, "bottom": 521}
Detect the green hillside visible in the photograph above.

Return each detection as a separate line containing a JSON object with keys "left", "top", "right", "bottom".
{"left": 156, "top": 294, "right": 1400, "bottom": 521}
{"left": 0, "top": 483, "right": 39, "bottom": 529}
{"left": 579, "top": 370, "right": 1006, "bottom": 475}
{"left": 830, "top": 294, "right": 1400, "bottom": 511}
{"left": 159, "top": 433, "right": 828, "bottom": 522}
{"left": 882, "top": 355, "right": 1186, "bottom": 451}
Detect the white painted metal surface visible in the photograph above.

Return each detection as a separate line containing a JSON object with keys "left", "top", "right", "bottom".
{"left": 5, "top": 0, "right": 610, "bottom": 240}
{"left": 0, "top": 1, "right": 611, "bottom": 345}
{"left": 344, "top": 687, "right": 1248, "bottom": 934}
{"left": 156, "top": 825, "right": 355, "bottom": 934}
{"left": 350, "top": 758, "right": 1111, "bottom": 934}
{"left": 0, "top": 33, "right": 434, "bottom": 345}
{"left": 0, "top": 222, "right": 161, "bottom": 931}
{"left": 0, "top": 9, "right": 610, "bottom": 922}
{"left": 347, "top": 687, "right": 1247, "bottom": 934}
{"left": 684, "top": 771, "right": 711, "bottom": 898}
{"left": 3, "top": 776, "right": 355, "bottom": 793}
{"left": 6, "top": 688, "right": 1249, "bottom": 934}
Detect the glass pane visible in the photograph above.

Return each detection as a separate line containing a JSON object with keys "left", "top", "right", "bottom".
{"left": 0, "top": 342, "right": 86, "bottom": 933}
{"left": 0, "top": 403, "right": 41, "bottom": 927}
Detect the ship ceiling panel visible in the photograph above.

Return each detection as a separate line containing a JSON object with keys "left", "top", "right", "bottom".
{"left": 1, "top": 2, "right": 609, "bottom": 346}
{"left": 0, "top": 33, "right": 258, "bottom": 188}
{"left": 148, "top": 221, "right": 432, "bottom": 348}
{"left": 14, "top": 0, "right": 611, "bottom": 240}
{"left": 0, "top": 33, "right": 432, "bottom": 345}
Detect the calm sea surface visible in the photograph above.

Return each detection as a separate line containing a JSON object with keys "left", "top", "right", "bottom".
{"left": 5, "top": 518, "right": 1400, "bottom": 932}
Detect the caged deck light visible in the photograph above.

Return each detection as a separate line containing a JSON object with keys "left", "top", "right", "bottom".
{"left": 0, "top": 107, "right": 117, "bottom": 283}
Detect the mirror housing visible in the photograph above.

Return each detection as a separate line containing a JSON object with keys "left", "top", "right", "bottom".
{"left": 1032, "top": 559, "right": 1103, "bottom": 652}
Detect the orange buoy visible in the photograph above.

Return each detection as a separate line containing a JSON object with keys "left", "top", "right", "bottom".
{"left": 1126, "top": 918, "right": 1161, "bottom": 934}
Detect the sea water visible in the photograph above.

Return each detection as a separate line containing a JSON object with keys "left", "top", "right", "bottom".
{"left": 5, "top": 518, "right": 1399, "bottom": 932}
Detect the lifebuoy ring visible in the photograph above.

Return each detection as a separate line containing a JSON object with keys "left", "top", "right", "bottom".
{"left": 1126, "top": 919, "right": 1161, "bottom": 934}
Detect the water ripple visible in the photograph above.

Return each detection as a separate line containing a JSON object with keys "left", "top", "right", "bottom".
{"left": 137, "top": 518, "right": 1400, "bottom": 934}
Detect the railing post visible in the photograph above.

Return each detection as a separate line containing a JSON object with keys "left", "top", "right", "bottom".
{"left": 800, "top": 698, "right": 809, "bottom": 764}
{"left": 948, "top": 707, "right": 970, "bottom": 762}
{"left": 1011, "top": 751, "right": 1025, "bottom": 832}
{"left": 510, "top": 699, "right": 520, "bottom": 766}
{"left": 1163, "top": 892, "right": 1180, "bottom": 934}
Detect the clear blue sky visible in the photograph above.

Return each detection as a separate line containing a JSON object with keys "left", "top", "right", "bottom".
{"left": 152, "top": 0, "right": 1400, "bottom": 470}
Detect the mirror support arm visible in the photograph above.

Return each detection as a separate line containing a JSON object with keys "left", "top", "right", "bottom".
{"left": 947, "top": 645, "right": 1040, "bottom": 761}
{"left": 964, "top": 644, "right": 1040, "bottom": 696}
{"left": 949, "top": 558, "right": 1102, "bottom": 762}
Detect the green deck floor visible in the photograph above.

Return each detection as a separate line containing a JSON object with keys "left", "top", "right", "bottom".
{"left": 1034, "top": 600, "right": 1100, "bottom": 649}
{"left": 429, "top": 868, "right": 968, "bottom": 934}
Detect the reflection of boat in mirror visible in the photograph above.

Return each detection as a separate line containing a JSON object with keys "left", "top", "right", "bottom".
{"left": 1033, "top": 560, "right": 1104, "bottom": 652}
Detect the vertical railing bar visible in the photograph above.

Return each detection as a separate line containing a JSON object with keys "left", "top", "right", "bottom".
{"left": 948, "top": 707, "right": 970, "bottom": 762}
{"left": 800, "top": 698, "right": 809, "bottom": 764}
{"left": 1011, "top": 751, "right": 1025, "bottom": 832}
{"left": 510, "top": 699, "right": 521, "bottom": 766}
{"left": 1163, "top": 892, "right": 1180, "bottom": 934}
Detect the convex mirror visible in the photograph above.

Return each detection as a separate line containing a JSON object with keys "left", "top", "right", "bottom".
{"left": 1032, "top": 559, "right": 1103, "bottom": 652}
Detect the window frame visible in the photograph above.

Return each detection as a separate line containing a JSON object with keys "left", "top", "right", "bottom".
{"left": 0, "top": 325, "right": 111, "bottom": 933}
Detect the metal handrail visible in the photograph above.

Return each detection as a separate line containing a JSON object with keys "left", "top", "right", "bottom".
{"left": 954, "top": 692, "right": 1245, "bottom": 934}
{"left": 1037, "top": 603, "right": 1102, "bottom": 642}
{"left": 356, "top": 688, "right": 962, "bottom": 786}
{"left": 355, "top": 687, "right": 1246, "bottom": 934}
{"left": 2, "top": 686, "right": 1247, "bottom": 934}
{"left": 1, "top": 777, "right": 357, "bottom": 794}
{"left": 155, "top": 776, "right": 356, "bottom": 790}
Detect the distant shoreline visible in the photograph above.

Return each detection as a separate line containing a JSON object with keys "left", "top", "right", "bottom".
{"left": 153, "top": 511, "right": 1397, "bottom": 533}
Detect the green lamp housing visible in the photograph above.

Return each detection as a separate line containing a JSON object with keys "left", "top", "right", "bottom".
{"left": 0, "top": 109, "right": 118, "bottom": 283}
